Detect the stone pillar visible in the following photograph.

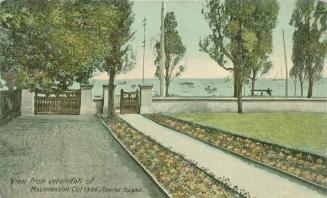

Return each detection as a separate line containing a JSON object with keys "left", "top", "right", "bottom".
{"left": 80, "top": 85, "right": 96, "bottom": 115}
{"left": 21, "top": 89, "right": 34, "bottom": 116}
{"left": 139, "top": 85, "right": 153, "bottom": 114}
{"left": 102, "top": 84, "right": 116, "bottom": 115}
{"left": 103, "top": 85, "right": 108, "bottom": 114}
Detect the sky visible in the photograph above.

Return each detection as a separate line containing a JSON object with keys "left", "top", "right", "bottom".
{"left": 95, "top": 0, "right": 327, "bottom": 80}
{"left": 0, "top": 0, "right": 326, "bottom": 80}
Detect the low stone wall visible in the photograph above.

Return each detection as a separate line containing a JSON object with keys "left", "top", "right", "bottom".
{"left": 152, "top": 97, "right": 327, "bottom": 113}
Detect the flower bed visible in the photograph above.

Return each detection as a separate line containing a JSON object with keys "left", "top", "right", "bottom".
{"left": 107, "top": 117, "right": 251, "bottom": 198}
{"left": 143, "top": 114, "right": 327, "bottom": 188}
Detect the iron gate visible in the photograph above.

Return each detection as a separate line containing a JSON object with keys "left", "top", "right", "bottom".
{"left": 34, "top": 90, "right": 81, "bottom": 115}
{"left": 120, "top": 89, "right": 140, "bottom": 114}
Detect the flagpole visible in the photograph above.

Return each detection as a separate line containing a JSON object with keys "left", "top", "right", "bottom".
{"left": 142, "top": 18, "right": 147, "bottom": 84}
{"left": 159, "top": 1, "right": 165, "bottom": 97}
{"left": 283, "top": 30, "right": 288, "bottom": 97}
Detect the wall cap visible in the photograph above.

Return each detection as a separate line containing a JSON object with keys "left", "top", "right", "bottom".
{"left": 103, "top": 84, "right": 116, "bottom": 88}
{"left": 80, "top": 84, "right": 94, "bottom": 89}
{"left": 139, "top": 84, "right": 153, "bottom": 89}
{"left": 152, "top": 96, "right": 327, "bottom": 102}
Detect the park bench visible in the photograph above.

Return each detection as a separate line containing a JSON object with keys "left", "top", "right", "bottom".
{"left": 251, "top": 88, "right": 272, "bottom": 96}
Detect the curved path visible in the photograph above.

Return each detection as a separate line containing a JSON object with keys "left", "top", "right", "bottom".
{"left": 121, "top": 114, "right": 326, "bottom": 198}
{"left": 0, "top": 115, "right": 166, "bottom": 198}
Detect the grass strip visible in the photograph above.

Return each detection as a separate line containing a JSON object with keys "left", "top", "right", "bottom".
{"left": 144, "top": 113, "right": 327, "bottom": 189}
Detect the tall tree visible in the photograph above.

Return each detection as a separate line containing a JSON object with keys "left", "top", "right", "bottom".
{"left": 290, "top": 29, "right": 306, "bottom": 97}
{"left": 0, "top": 10, "right": 15, "bottom": 89}
{"left": 0, "top": 1, "right": 57, "bottom": 89}
{"left": 246, "top": 0, "right": 278, "bottom": 96}
{"left": 290, "top": 0, "right": 327, "bottom": 98}
{"left": 100, "top": 0, "right": 135, "bottom": 119}
{"left": 154, "top": 12, "right": 186, "bottom": 97}
{"left": 200, "top": 0, "right": 279, "bottom": 112}
{"left": 0, "top": 0, "right": 117, "bottom": 90}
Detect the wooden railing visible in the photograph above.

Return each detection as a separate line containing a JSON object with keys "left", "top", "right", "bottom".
{"left": 34, "top": 90, "right": 81, "bottom": 115}
{"left": 0, "top": 89, "right": 22, "bottom": 125}
{"left": 120, "top": 89, "right": 140, "bottom": 114}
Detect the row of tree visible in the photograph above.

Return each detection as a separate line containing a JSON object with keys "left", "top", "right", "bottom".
{"left": 0, "top": 0, "right": 134, "bottom": 118}
{"left": 198, "top": 0, "right": 326, "bottom": 112}
{"left": 154, "top": 1, "right": 279, "bottom": 101}
{"left": 290, "top": 0, "right": 327, "bottom": 98}
{"left": 1, "top": 0, "right": 326, "bottom": 115}
{"left": 199, "top": 0, "right": 280, "bottom": 113}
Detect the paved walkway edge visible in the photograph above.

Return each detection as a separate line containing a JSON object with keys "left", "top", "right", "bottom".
{"left": 143, "top": 114, "right": 327, "bottom": 194}
{"left": 96, "top": 116, "right": 171, "bottom": 198}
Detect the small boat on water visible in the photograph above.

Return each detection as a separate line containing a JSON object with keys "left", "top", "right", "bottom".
{"left": 179, "top": 81, "right": 195, "bottom": 88}
{"left": 118, "top": 80, "right": 127, "bottom": 85}
{"left": 205, "top": 85, "right": 217, "bottom": 93}
{"left": 178, "top": 81, "right": 194, "bottom": 86}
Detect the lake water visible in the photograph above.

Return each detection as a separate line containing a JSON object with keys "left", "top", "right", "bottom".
{"left": 91, "top": 78, "right": 327, "bottom": 97}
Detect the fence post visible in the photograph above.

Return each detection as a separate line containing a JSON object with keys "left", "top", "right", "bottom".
{"left": 139, "top": 85, "right": 153, "bottom": 114}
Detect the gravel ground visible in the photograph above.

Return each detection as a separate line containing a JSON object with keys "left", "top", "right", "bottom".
{"left": 0, "top": 115, "right": 166, "bottom": 198}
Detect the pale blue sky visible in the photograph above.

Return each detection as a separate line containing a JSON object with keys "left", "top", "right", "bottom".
{"left": 110, "top": 0, "right": 327, "bottom": 80}
{"left": 1, "top": 0, "right": 326, "bottom": 80}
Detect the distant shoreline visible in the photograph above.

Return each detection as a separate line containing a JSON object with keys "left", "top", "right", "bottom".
{"left": 94, "top": 77, "right": 327, "bottom": 81}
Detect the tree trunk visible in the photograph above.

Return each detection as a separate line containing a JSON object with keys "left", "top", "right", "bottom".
{"left": 165, "top": 82, "right": 169, "bottom": 97}
{"left": 299, "top": 78, "right": 303, "bottom": 97}
{"left": 237, "top": 79, "right": 243, "bottom": 113}
{"left": 235, "top": 67, "right": 243, "bottom": 113}
{"left": 307, "top": 63, "right": 313, "bottom": 98}
{"left": 293, "top": 80, "right": 297, "bottom": 96}
{"left": 165, "top": 60, "right": 169, "bottom": 97}
{"left": 251, "top": 76, "right": 256, "bottom": 96}
{"left": 233, "top": 69, "right": 237, "bottom": 97}
{"left": 307, "top": 76, "right": 313, "bottom": 98}
{"left": 107, "top": 71, "right": 116, "bottom": 120}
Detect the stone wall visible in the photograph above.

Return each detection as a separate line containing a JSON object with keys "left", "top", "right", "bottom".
{"left": 20, "top": 84, "right": 327, "bottom": 116}
{"left": 152, "top": 97, "right": 327, "bottom": 113}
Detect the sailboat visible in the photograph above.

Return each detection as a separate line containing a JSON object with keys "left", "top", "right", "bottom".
{"left": 272, "top": 67, "right": 283, "bottom": 81}
{"left": 204, "top": 85, "right": 217, "bottom": 93}
{"left": 272, "top": 73, "right": 280, "bottom": 81}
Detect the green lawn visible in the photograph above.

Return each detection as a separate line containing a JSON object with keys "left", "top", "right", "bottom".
{"left": 173, "top": 112, "right": 327, "bottom": 155}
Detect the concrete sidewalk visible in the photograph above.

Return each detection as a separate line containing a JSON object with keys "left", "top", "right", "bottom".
{"left": 0, "top": 115, "right": 166, "bottom": 198}
{"left": 120, "top": 114, "right": 326, "bottom": 198}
